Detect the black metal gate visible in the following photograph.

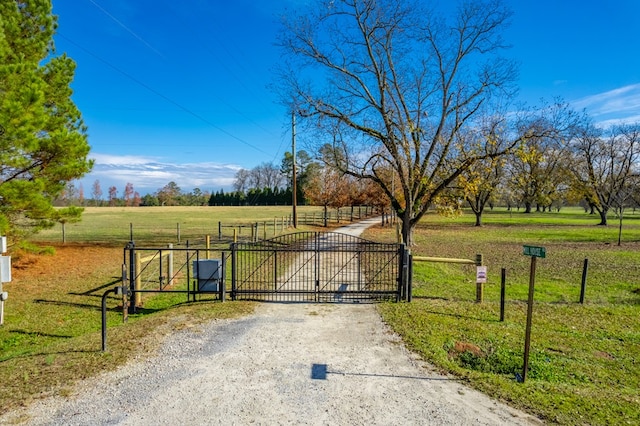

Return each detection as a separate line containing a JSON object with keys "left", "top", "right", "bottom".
{"left": 230, "top": 232, "right": 408, "bottom": 302}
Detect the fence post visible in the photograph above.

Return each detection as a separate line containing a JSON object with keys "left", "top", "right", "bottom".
{"left": 231, "top": 244, "right": 237, "bottom": 300}
{"left": 205, "top": 235, "right": 210, "bottom": 259}
{"left": 500, "top": 268, "right": 506, "bottom": 321}
{"left": 177, "top": 223, "right": 181, "bottom": 244}
{"left": 127, "top": 242, "right": 136, "bottom": 315}
{"left": 167, "top": 243, "right": 173, "bottom": 286}
{"left": 580, "top": 258, "right": 588, "bottom": 304}
{"left": 220, "top": 252, "right": 226, "bottom": 302}
{"left": 408, "top": 253, "right": 413, "bottom": 302}
{"left": 475, "top": 254, "right": 484, "bottom": 303}
{"left": 135, "top": 252, "right": 142, "bottom": 307}
{"left": 398, "top": 245, "right": 407, "bottom": 302}
{"left": 218, "top": 221, "right": 222, "bottom": 240}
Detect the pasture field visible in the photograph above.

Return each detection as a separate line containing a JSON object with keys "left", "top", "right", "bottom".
{"left": 1, "top": 206, "right": 638, "bottom": 425}
{"left": 369, "top": 208, "right": 640, "bottom": 425}
{"left": 35, "top": 205, "right": 335, "bottom": 244}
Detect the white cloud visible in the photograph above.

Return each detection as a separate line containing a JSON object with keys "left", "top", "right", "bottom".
{"left": 572, "top": 83, "right": 640, "bottom": 127}
{"left": 80, "top": 154, "right": 242, "bottom": 194}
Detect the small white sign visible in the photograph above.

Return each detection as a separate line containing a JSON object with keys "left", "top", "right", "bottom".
{"left": 1, "top": 256, "right": 11, "bottom": 283}
{"left": 476, "top": 266, "right": 487, "bottom": 284}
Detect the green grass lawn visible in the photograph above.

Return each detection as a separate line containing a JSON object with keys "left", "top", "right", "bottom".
{"left": 370, "top": 207, "right": 640, "bottom": 425}
{"left": 35, "top": 205, "right": 363, "bottom": 244}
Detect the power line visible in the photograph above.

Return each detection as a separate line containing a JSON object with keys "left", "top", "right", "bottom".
{"left": 57, "top": 32, "right": 273, "bottom": 157}
{"left": 82, "top": 0, "right": 284, "bottom": 162}
{"left": 86, "top": 0, "right": 166, "bottom": 59}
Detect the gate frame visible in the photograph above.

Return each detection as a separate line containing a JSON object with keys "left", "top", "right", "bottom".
{"left": 229, "top": 231, "right": 409, "bottom": 302}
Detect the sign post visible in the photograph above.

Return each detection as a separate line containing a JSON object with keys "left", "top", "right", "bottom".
{"left": 521, "top": 245, "right": 545, "bottom": 382}
{"left": 0, "top": 237, "right": 10, "bottom": 326}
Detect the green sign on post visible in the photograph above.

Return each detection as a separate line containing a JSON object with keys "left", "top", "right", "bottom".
{"left": 523, "top": 245, "right": 546, "bottom": 258}
{"left": 520, "top": 244, "right": 546, "bottom": 383}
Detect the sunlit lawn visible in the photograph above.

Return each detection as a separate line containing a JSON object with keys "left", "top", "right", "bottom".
{"left": 370, "top": 207, "right": 640, "bottom": 425}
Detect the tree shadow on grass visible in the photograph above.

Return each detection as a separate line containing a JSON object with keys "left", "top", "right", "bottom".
{"left": 68, "top": 277, "right": 123, "bottom": 297}
{"left": 34, "top": 298, "right": 120, "bottom": 312}
{"left": 9, "top": 329, "right": 73, "bottom": 339}
{"left": 422, "top": 309, "right": 500, "bottom": 323}
{"left": 0, "top": 347, "right": 99, "bottom": 363}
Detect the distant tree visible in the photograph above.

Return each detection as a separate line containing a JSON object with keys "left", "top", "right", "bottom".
{"left": 0, "top": 0, "right": 93, "bottom": 239}
{"left": 132, "top": 191, "right": 141, "bottom": 207}
{"left": 78, "top": 183, "right": 85, "bottom": 206}
{"left": 108, "top": 186, "right": 118, "bottom": 207}
{"left": 457, "top": 121, "right": 507, "bottom": 226}
{"left": 186, "top": 187, "right": 207, "bottom": 206}
{"left": 54, "top": 182, "right": 79, "bottom": 206}
{"left": 157, "top": 181, "right": 181, "bottom": 206}
{"left": 123, "top": 182, "right": 134, "bottom": 207}
{"left": 304, "top": 165, "right": 351, "bottom": 227}
{"left": 233, "top": 169, "right": 250, "bottom": 193}
{"left": 53, "top": 206, "right": 83, "bottom": 243}
{"left": 569, "top": 123, "right": 640, "bottom": 225}
{"left": 91, "top": 179, "right": 103, "bottom": 206}
{"left": 506, "top": 112, "right": 573, "bottom": 213}
{"left": 141, "top": 193, "right": 159, "bottom": 206}
{"left": 281, "top": 150, "right": 314, "bottom": 205}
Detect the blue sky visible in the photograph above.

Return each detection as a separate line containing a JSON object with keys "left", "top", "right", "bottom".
{"left": 51, "top": 0, "right": 640, "bottom": 196}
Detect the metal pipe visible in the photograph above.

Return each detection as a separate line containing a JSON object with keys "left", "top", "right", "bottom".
{"left": 102, "top": 287, "right": 123, "bottom": 352}
{"left": 412, "top": 256, "right": 476, "bottom": 265}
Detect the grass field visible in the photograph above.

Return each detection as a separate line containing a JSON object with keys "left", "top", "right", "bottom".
{"left": 34, "top": 205, "right": 359, "bottom": 244}
{"left": 367, "top": 208, "right": 640, "bottom": 425}
{"left": 1, "top": 206, "right": 639, "bottom": 425}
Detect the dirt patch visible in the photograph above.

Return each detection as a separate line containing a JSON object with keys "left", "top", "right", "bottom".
{"left": 12, "top": 243, "right": 120, "bottom": 279}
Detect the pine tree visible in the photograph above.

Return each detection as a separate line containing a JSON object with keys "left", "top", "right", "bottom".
{"left": 0, "top": 0, "right": 92, "bottom": 238}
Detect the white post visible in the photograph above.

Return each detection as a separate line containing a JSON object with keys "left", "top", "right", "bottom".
{"left": 0, "top": 236, "right": 7, "bottom": 326}
{"left": 0, "top": 274, "right": 4, "bottom": 326}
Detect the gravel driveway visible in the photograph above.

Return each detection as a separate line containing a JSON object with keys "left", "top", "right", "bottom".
{"left": 3, "top": 219, "right": 543, "bottom": 425}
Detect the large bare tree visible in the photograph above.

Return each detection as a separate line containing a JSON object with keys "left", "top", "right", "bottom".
{"left": 278, "top": 0, "right": 553, "bottom": 245}
{"left": 570, "top": 123, "right": 640, "bottom": 225}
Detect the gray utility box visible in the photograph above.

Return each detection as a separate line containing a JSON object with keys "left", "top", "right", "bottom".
{"left": 193, "top": 259, "right": 222, "bottom": 292}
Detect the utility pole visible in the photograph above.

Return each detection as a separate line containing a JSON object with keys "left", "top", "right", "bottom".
{"left": 292, "top": 110, "right": 298, "bottom": 228}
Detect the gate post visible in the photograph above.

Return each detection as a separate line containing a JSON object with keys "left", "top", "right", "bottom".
{"left": 230, "top": 242, "right": 237, "bottom": 300}
{"left": 397, "top": 244, "right": 407, "bottom": 302}
{"left": 220, "top": 252, "right": 226, "bottom": 302}
{"left": 127, "top": 241, "right": 136, "bottom": 314}
{"left": 407, "top": 252, "right": 413, "bottom": 302}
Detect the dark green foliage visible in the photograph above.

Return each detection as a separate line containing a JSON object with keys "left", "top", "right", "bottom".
{"left": 0, "top": 0, "right": 92, "bottom": 239}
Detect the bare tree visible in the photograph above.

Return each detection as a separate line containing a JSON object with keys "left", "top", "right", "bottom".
{"left": 256, "top": 162, "right": 286, "bottom": 189}
{"left": 91, "top": 179, "right": 103, "bottom": 206}
{"left": 457, "top": 121, "right": 507, "bottom": 226}
{"left": 235, "top": 162, "right": 286, "bottom": 193}
{"left": 278, "top": 0, "right": 542, "bottom": 245}
{"left": 124, "top": 182, "right": 134, "bottom": 207}
{"left": 108, "top": 186, "right": 118, "bottom": 207}
{"left": 233, "top": 169, "right": 250, "bottom": 193}
{"left": 570, "top": 123, "right": 640, "bottom": 225}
